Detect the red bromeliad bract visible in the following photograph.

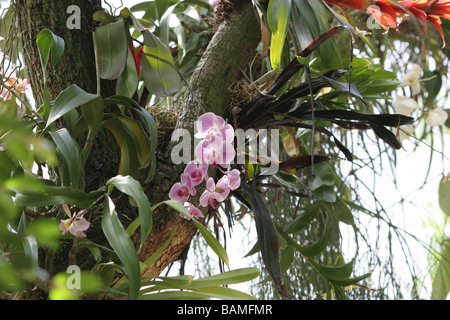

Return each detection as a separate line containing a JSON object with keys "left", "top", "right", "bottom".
{"left": 325, "top": 0, "right": 450, "bottom": 47}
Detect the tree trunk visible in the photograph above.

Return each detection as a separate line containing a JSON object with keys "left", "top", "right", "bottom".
{"left": 138, "top": 1, "right": 260, "bottom": 277}
{"left": 16, "top": 0, "right": 102, "bottom": 102}
{"left": 13, "top": 0, "right": 260, "bottom": 285}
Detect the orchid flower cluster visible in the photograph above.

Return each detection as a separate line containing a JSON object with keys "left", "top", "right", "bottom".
{"left": 169, "top": 112, "right": 241, "bottom": 220}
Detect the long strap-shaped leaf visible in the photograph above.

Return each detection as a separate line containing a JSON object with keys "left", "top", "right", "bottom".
{"left": 242, "top": 176, "right": 288, "bottom": 297}
{"left": 94, "top": 19, "right": 128, "bottom": 80}
{"left": 36, "top": 29, "right": 65, "bottom": 118}
{"left": 45, "top": 84, "right": 100, "bottom": 129}
{"left": 106, "top": 175, "right": 152, "bottom": 252}
{"left": 102, "top": 195, "right": 140, "bottom": 300}
{"left": 267, "top": 0, "right": 291, "bottom": 71}
{"left": 49, "top": 128, "right": 82, "bottom": 189}
{"left": 125, "top": 9, "right": 181, "bottom": 97}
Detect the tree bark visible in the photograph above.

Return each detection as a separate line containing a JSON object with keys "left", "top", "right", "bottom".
{"left": 15, "top": 0, "right": 103, "bottom": 102}
{"left": 13, "top": 0, "right": 123, "bottom": 277}
{"left": 138, "top": 1, "right": 260, "bottom": 277}
{"left": 13, "top": 0, "right": 260, "bottom": 284}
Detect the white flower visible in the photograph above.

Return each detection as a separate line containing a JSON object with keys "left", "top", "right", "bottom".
{"left": 401, "top": 64, "right": 421, "bottom": 95}
{"left": 410, "top": 64, "right": 422, "bottom": 76}
{"left": 393, "top": 96, "right": 419, "bottom": 115}
{"left": 402, "top": 71, "right": 419, "bottom": 86}
{"left": 396, "top": 124, "right": 414, "bottom": 141}
{"left": 411, "top": 81, "right": 421, "bottom": 95}
{"left": 426, "top": 107, "right": 448, "bottom": 127}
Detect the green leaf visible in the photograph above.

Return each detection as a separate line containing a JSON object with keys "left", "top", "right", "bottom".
{"left": 24, "top": 218, "right": 61, "bottom": 250}
{"left": 431, "top": 242, "right": 450, "bottom": 300}
{"left": 102, "top": 114, "right": 151, "bottom": 179}
{"left": 154, "top": 275, "right": 194, "bottom": 288}
{"left": 46, "top": 84, "right": 100, "bottom": 129}
{"left": 276, "top": 218, "right": 330, "bottom": 258}
{"left": 423, "top": 70, "right": 442, "bottom": 100}
{"left": 0, "top": 257, "right": 24, "bottom": 292}
{"left": 313, "top": 259, "right": 355, "bottom": 282}
{"left": 312, "top": 185, "right": 336, "bottom": 203}
{"left": 191, "top": 286, "right": 257, "bottom": 300}
{"left": 133, "top": 107, "right": 157, "bottom": 163}
{"left": 126, "top": 9, "right": 181, "bottom": 96}
{"left": 268, "top": 0, "right": 291, "bottom": 71}
{"left": 159, "top": 0, "right": 210, "bottom": 46}
{"left": 308, "top": 162, "right": 336, "bottom": 190}
{"left": 358, "top": 79, "right": 400, "bottom": 95}
{"left": 49, "top": 128, "right": 83, "bottom": 189}
{"left": 292, "top": 0, "right": 342, "bottom": 70}
{"left": 329, "top": 272, "right": 372, "bottom": 287}
{"left": 22, "top": 235, "right": 39, "bottom": 272}
{"left": 156, "top": 200, "right": 229, "bottom": 266}
{"left": 7, "top": 178, "right": 103, "bottom": 208}
{"left": 103, "top": 94, "right": 141, "bottom": 109}
{"left": 79, "top": 271, "right": 105, "bottom": 294}
{"left": 140, "top": 290, "right": 209, "bottom": 300}
{"left": 243, "top": 241, "right": 260, "bottom": 257}
{"left": 102, "top": 196, "right": 141, "bottom": 300}
{"left": 116, "top": 48, "right": 139, "bottom": 97}
{"left": 102, "top": 116, "right": 140, "bottom": 178}
{"left": 280, "top": 245, "right": 295, "bottom": 273}
{"left": 141, "top": 35, "right": 181, "bottom": 96}
{"left": 48, "top": 273, "right": 79, "bottom": 300}
{"left": 81, "top": 96, "right": 104, "bottom": 142}
{"left": 94, "top": 19, "right": 128, "bottom": 80}
{"left": 133, "top": 107, "right": 158, "bottom": 182}
{"left": 106, "top": 175, "right": 152, "bottom": 250}
{"left": 438, "top": 177, "right": 450, "bottom": 217}
{"left": 140, "top": 268, "right": 260, "bottom": 299}
{"left": 36, "top": 28, "right": 65, "bottom": 69}
{"left": 298, "top": 215, "right": 331, "bottom": 257}
{"left": 285, "top": 201, "right": 320, "bottom": 234}
{"left": 187, "top": 268, "right": 261, "bottom": 289}
{"left": 36, "top": 29, "right": 65, "bottom": 117}
{"left": 324, "top": 196, "right": 355, "bottom": 225}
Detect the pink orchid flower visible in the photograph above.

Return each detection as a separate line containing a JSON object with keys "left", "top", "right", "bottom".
{"left": 184, "top": 161, "right": 208, "bottom": 186}
{"left": 59, "top": 216, "right": 90, "bottom": 238}
{"left": 194, "top": 112, "right": 234, "bottom": 143}
{"left": 169, "top": 173, "right": 196, "bottom": 203}
{"left": 200, "top": 177, "right": 230, "bottom": 209}
{"left": 180, "top": 202, "right": 204, "bottom": 221}
{"left": 217, "top": 168, "right": 241, "bottom": 191}
{"left": 194, "top": 136, "right": 235, "bottom": 168}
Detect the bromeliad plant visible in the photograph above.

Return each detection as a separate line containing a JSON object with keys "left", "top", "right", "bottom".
{"left": 224, "top": 27, "right": 415, "bottom": 296}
